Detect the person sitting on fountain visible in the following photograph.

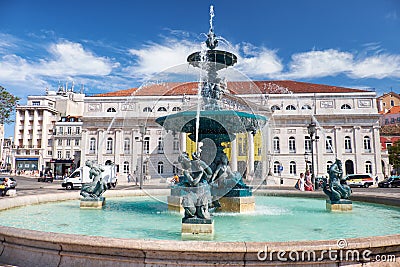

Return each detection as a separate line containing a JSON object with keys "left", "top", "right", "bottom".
{"left": 322, "top": 158, "right": 351, "bottom": 202}
{"left": 80, "top": 160, "right": 107, "bottom": 199}
{"left": 177, "top": 152, "right": 210, "bottom": 187}
{"left": 191, "top": 152, "right": 213, "bottom": 184}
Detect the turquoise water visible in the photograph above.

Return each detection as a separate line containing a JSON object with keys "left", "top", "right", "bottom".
{"left": 0, "top": 196, "right": 399, "bottom": 242}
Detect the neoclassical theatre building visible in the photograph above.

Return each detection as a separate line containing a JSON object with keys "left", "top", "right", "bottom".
{"left": 81, "top": 80, "right": 383, "bottom": 184}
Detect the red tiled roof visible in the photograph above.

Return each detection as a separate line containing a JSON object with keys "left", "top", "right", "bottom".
{"left": 386, "top": 106, "right": 400, "bottom": 115}
{"left": 93, "top": 80, "right": 370, "bottom": 97}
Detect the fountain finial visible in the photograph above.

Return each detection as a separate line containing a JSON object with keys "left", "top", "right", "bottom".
{"left": 206, "top": 5, "right": 218, "bottom": 50}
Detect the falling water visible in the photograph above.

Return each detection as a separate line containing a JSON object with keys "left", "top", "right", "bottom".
{"left": 209, "top": 5, "right": 214, "bottom": 31}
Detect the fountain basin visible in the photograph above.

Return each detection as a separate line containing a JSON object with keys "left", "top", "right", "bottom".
{"left": 1, "top": 190, "right": 400, "bottom": 266}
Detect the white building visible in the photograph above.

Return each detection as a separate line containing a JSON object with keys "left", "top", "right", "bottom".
{"left": 81, "top": 80, "right": 383, "bottom": 183}
{"left": 12, "top": 86, "right": 84, "bottom": 174}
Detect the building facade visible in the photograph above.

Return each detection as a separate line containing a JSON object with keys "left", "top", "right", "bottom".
{"left": 81, "top": 81, "right": 383, "bottom": 183}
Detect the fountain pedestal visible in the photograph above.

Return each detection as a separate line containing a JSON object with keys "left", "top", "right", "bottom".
{"left": 181, "top": 218, "right": 214, "bottom": 235}
{"left": 326, "top": 199, "right": 352, "bottom": 211}
{"left": 219, "top": 196, "right": 255, "bottom": 213}
{"left": 167, "top": 195, "right": 184, "bottom": 213}
{"left": 80, "top": 197, "right": 105, "bottom": 209}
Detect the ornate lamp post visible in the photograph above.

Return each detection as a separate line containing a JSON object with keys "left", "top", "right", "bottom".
{"left": 304, "top": 152, "right": 310, "bottom": 172}
{"left": 307, "top": 121, "right": 318, "bottom": 188}
{"left": 138, "top": 124, "right": 147, "bottom": 189}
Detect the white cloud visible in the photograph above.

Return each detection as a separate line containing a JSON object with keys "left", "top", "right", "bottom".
{"left": 351, "top": 54, "right": 400, "bottom": 79}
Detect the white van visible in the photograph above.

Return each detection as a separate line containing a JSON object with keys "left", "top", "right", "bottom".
{"left": 345, "top": 174, "right": 374, "bottom": 188}
{"left": 62, "top": 165, "right": 117, "bottom": 190}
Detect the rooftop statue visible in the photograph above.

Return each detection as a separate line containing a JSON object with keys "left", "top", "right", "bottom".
{"left": 322, "top": 158, "right": 351, "bottom": 202}
{"left": 80, "top": 160, "right": 107, "bottom": 199}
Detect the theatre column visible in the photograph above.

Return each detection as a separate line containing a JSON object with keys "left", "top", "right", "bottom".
{"left": 247, "top": 132, "right": 254, "bottom": 176}
{"left": 230, "top": 136, "right": 237, "bottom": 172}
{"left": 180, "top": 132, "right": 186, "bottom": 153}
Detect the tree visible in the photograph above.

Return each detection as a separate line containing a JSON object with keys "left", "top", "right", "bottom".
{"left": 0, "top": 86, "right": 20, "bottom": 124}
{"left": 389, "top": 140, "right": 400, "bottom": 175}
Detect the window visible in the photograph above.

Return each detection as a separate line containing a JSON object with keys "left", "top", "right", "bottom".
{"left": 391, "top": 118, "right": 395, "bottom": 124}
{"left": 327, "top": 161, "right": 333, "bottom": 173}
{"left": 107, "top": 107, "right": 116, "bottom": 112}
{"left": 385, "top": 119, "right": 389, "bottom": 125}
{"left": 89, "top": 138, "right": 96, "bottom": 153}
{"left": 75, "top": 139, "right": 80, "bottom": 146}
{"left": 288, "top": 136, "right": 296, "bottom": 153}
{"left": 144, "top": 137, "right": 150, "bottom": 153}
{"left": 48, "top": 139, "right": 53, "bottom": 146}
{"left": 124, "top": 138, "right": 131, "bottom": 154}
{"left": 67, "top": 127, "right": 72, "bottom": 135}
{"left": 238, "top": 136, "right": 247, "bottom": 156}
{"left": 157, "top": 107, "right": 167, "bottom": 112}
{"left": 66, "top": 139, "right": 71, "bottom": 146}
{"left": 58, "top": 127, "right": 63, "bottom": 135}
{"left": 304, "top": 136, "right": 311, "bottom": 152}
{"left": 172, "top": 107, "right": 181, "bottom": 111}
{"left": 391, "top": 100, "right": 395, "bottom": 107}
{"left": 172, "top": 162, "right": 178, "bottom": 174}
{"left": 289, "top": 161, "right": 296, "bottom": 175}
{"left": 397, "top": 117, "right": 400, "bottom": 123}
{"left": 158, "top": 161, "right": 164, "bottom": 174}
{"left": 341, "top": 104, "right": 352, "bottom": 109}
{"left": 173, "top": 137, "right": 179, "bottom": 151}
{"left": 106, "top": 137, "right": 113, "bottom": 154}
{"left": 76, "top": 127, "right": 80, "bottom": 134}
{"left": 273, "top": 137, "right": 280, "bottom": 153}
{"left": 158, "top": 137, "right": 164, "bottom": 153}
{"left": 326, "top": 136, "right": 333, "bottom": 153}
{"left": 387, "top": 143, "right": 392, "bottom": 150}
{"left": 286, "top": 105, "right": 296, "bottom": 110}
{"left": 271, "top": 105, "right": 280, "bottom": 111}
{"left": 273, "top": 161, "right": 281, "bottom": 174}
{"left": 47, "top": 150, "right": 52, "bottom": 156}
{"left": 58, "top": 139, "right": 63, "bottom": 146}
{"left": 301, "top": 105, "right": 312, "bottom": 110}
{"left": 57, "top": 150, "right": 62, "bottom": 159}
{"left": 123, "top": 161, "right": 129, "bottom": 174}
{"left": 363, "top": 136, "right": 371, "bottom": 152}
{"left": 365, "top": 161, "right": 372, "bottom": 174}
{"left": 66, "top": 151, "right": 71, "bottom": 159}
{"left": 344, "top": 136, "right": 352, "bottom": 153}
{"left": 143, "top": 107, "right": 152, "bottom": 112}
{"left": 32, "top": 101, "right": 40, "bottom": 106}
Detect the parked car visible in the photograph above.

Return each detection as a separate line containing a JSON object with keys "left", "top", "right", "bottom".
{"left": 0, "top": 177, "right": 17, "bottom": 189}
{"left": 345, "top": 174, "right": 374, "bottom": 188}
{"left": 378, "top": 176, "right": 400, "bottom": 188}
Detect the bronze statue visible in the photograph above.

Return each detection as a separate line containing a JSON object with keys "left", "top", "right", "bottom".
{"left": 323, "top": 158, "right": 351, "bottom": 202}
{"left": 80, "top": 160, "right": 107, "bottom": 199}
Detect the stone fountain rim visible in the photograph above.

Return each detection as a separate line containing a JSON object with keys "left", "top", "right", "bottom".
{"left": 0, "top": 188, "right": 399, "bottom": 251}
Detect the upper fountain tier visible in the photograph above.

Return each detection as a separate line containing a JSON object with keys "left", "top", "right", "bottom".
{"left": 187, "top": 29, "right": 237, "bottom": 72}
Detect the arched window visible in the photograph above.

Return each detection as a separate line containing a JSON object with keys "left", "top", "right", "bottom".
{"left": 106, "top": 137, "right": 113, "bottom": 154}
{"left": 144, "top": 137, "right": 150, "bottom": 153}
{"left": 325, "top": 136, "right": 333, "bottom": 153}
{"left": 304, "top": 136, "right": 311, "bottom": 152}
{"left": 341, "top": 104, "right": 352, "bottom": 110}
{"left": 327, "top": 161, "right": 333, "bottom": 173}
{"left": 271, "top": 105, "right": 280, "bottom": 111}
{"left": 273, "top": 161, "right": 281, "bottom": 174}
{"left": 123, "top": 161, "right": 129, "bottom": 174}
{"left": 107, "top": 107, "right": 116, "bottom": 112}
{"left": 301, "top": 105, "right": 312, "bottom": 110}
{"left": 363, "top": 136, "right": 371, "bottom": 152}
{"left": 143, "top": 107, "right": 152, "bottom": 112}
{"left": 344, "top": 136, "right": 352, "bottom": 153}
{"left": 365, "top": 161, "right": 372, "bottom": 174}
{"left": 273, "top": 137, "right": 280, "bottom": 153}
{"left": 286, "top": 105, "right": 296, "bottom": 110}
{"left": 89, "top": 138, "right": 96, "bottom": 154}
{"left": 157, "top": 107, "right": 167, "bottom": 112}
{"left": 124, "top": 138, "right": 131, "bottom": 154}
{"left": 172, "top": 107, "right": 181, "bottom": 111}
{"left": 289, "top": 161, "right": 297, "bottom": 175}
{"left": 288, "top": 136, "right": 296, "bottom": 153}
{"left": 158, "top": 161, "right": 164, "bottom": 174}
{"left": 158, "top": 137, "right": 164, "bottom": 153}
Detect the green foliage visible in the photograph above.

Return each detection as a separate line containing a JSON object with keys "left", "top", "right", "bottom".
{"left": 389, "top": 140, "right": 400, "bottom": 173}
{"left": 0, "top": 86, "right": 20, "bottom": 124}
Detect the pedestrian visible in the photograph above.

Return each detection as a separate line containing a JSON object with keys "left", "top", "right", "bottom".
{"left": 375, "top": 176, "right": 379, "bottom": 185}
{"left": 127, "top": 173, "right": 132, "bottom": 183}
{"left": 295, "top": 173, "right": 305, "bottom": 191}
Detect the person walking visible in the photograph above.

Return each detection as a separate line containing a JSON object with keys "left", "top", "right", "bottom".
{"left": 127, "top": 173, "right": 132, "bottom": 183}
{"left": 296, "top": 173, "right": 305, "bottom": 191}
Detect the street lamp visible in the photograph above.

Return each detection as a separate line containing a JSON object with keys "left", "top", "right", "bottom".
{"left": 307, "top": 121, "right": 318, "bottom": 188}
{"left": 304, "top": 152, "right": 310, "bottom": 172}
{"left": 138, "top": 124, "right": 147, "bottom": 189}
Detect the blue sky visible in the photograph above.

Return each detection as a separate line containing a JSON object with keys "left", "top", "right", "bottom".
{"left": 1, "top": 0, "right": 400, "bottom": 136}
